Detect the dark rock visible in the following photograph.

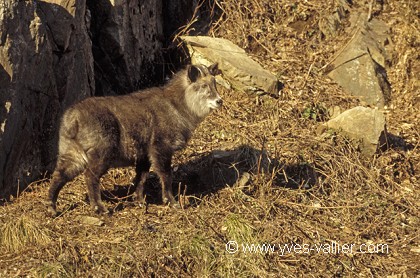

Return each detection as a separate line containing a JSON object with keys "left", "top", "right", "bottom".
{"left": 0, "top": 0, "right": 94, "bottom": 198}
{"left": 87, "top": 0, "right": 165, "bottom": 95}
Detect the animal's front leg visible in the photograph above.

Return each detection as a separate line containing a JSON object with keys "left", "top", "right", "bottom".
{"left": 85, "top": 169, "right": 108, "bottom": 214}
{"left": 132, "top": 159, "right": 151, "bottom": 206}
{"left": 151, "top": 152, "right": 178, "bottom": 207}
{"left": 160, "top": 170, "right": 176, "bottom": 206}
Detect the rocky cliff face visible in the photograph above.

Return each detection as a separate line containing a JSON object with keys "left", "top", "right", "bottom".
{"left": 0, "top": 0, "right": 94, "bottom": 198}
{"left": 88, "top": 0, "right": 165, "bottom": 95}
{"left": 0, "top": 0, "right": 194, "bottom": 199}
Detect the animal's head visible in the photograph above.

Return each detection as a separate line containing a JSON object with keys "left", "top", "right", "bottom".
{"left": 185, "top": 63, "right": 223, "bottom": 118}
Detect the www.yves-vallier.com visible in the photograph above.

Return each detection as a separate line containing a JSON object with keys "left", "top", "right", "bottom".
{"left": 225, "top": 241, "right": 389, "bottom": 255}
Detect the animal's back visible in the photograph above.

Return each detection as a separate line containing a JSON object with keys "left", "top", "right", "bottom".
{"left": 59, "top": 87, "right": 192, "bottom": 165}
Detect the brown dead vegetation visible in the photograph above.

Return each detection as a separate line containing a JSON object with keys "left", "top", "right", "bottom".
{"left": 1, "top": 0, "right": 419, "bottom": 277}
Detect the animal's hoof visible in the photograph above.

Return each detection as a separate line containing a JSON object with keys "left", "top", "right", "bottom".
{"left": 137, "top": 202, "right": 146, "bottom": 208}
{"left": 132, "top": 195, "right": 146, "bottom": 208}
{"left": 163, "top": 197, "right": 180, "bottom": 209}
{"left": 47, "top": 206, "right": 59, "bottom": 218}
{"left": 93, "top": 203, "right": 109, "bottom": 215}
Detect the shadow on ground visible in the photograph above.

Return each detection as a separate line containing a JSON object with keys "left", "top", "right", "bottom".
{"left": 99, "top": 145, "right": 320, "bottom": 210}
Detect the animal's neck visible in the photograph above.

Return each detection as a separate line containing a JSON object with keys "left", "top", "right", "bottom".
{"left": 163, "top": 73, "right": 208, "bottom": 127}
{"left": 179, "top": 97, "right": 204, "bottom": 131}
{"left": 185, "top": 96, "right": 208, "bottom": 120}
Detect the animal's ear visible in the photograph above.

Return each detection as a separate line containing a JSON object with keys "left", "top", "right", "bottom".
{"left": 187, "top": 65, "right": 202, "bottom": 83}
{"left": 208, "top": 63, "right": 221, "bottom": 76}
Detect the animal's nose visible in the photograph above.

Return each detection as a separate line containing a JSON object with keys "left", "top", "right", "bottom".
{"left": 216, "top": 99, "right": 223, "bottom": 106}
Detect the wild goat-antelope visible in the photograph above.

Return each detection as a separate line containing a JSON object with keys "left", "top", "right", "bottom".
{"left": 47, "top": 63, "right": 222, "bottom": 216}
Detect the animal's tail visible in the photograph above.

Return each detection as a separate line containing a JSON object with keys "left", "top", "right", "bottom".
{"left": 56, "top": 109, "right": 89, "bottom": 177}
{"left": 60, "top": 108, "right": 80, "bottom": 139}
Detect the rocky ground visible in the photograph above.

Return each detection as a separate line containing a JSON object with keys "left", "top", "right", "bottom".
{"left": 0, "top": 0, "right": 419, "bottom": 277}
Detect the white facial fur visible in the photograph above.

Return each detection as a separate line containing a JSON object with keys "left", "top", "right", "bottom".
{"left": 185, "top": 76, "right": 222, "bottom": 118}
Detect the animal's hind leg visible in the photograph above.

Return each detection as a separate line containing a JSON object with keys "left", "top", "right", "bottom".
{"left": 47, "top": 155, "right": 86, "bottom": 216}
{"left": 132, "top": 159, "right": 151, "bottom": 206}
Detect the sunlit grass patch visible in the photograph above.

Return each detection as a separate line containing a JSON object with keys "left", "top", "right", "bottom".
{"left": 33, "top": 262, "right": 71, "bottom": 278}
{"left": 0, "top": 215, "right": 52, "bottom": 252}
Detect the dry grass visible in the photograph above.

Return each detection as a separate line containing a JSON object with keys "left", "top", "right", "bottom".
{"left": 1, "top": 0, "right": 419, "bottom": 277}
{"left": 0, "top": 215, "right": 52, "bottom": 253}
